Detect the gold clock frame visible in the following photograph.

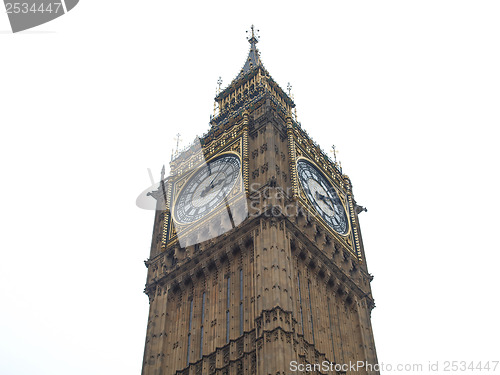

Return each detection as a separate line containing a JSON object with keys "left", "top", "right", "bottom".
{"left": 293, "top": 151, "right": 361, "bottom": 261}
{"left": 171, "top": 151, "right": 243, "bottom": 226}
{"left": 295, "top": 156, "right": 351, "bottom": 235}
{"left": 165, "top": 136, "right": 246, "bottom": 248}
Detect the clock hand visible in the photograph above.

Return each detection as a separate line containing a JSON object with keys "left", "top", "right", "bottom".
{"left": 315, "top": 192, "right": 334, "bottom": 211}
{"left": 324, "top": 201, "right": 334, "bottom": 212}
{"left": 210, "top": 166, "right": 234, "bottom": 188}
{"left": 200, "top": 183, "right": 214, "bottom": 197}
{"left": 319, "top": 192, "right": 339, "bottom": 206}
{"left": 316, "top": 192, "right": 331, "bottom": 202}
{"left": 317, "top": 192, "right": 336, "bottom": 202}
{"left": 199, "top": 165, "right": 226, "bottom": 197}
{"left": 208, "top": 164, "right": 230, "bottom": 187}
{"left": 200, "top": 174, "right": 229, "bottom": 197}
{"left": 213, "top": 178, "right": 226, "bottom": 187}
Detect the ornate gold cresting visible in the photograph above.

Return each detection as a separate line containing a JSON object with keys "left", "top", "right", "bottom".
{"left": 161, "top": 174, "right": 173, "bottom": 249}
{"left": 286, "top": 110, "right": 299, "bottom": 199}
{"left": 347, "top": 194, "right": 363, "bottom": 262}
{"left": 242, "top": 110, "right": 250, "bottom": 194}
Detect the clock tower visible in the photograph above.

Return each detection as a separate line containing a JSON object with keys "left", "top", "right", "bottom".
{"left": 141, "top": 28, "right": 379, "bottom": 375}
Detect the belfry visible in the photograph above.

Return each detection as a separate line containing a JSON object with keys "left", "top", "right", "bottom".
{"left": 141, "top": 27, "right": 379, "bottom": 375}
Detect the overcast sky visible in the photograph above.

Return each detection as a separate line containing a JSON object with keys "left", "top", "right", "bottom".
{"left": 1, "top": 1, "right": 499, "bottom": 374}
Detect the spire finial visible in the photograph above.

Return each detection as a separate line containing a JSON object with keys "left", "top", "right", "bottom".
{"left": 174, "top": 133, "right": 182, "bottom": 157}
{"left": 236, "top": 26, "right": 262, "bottom": 80}
{"left": 161, "top": 165, "right": 165, "bottom": 180}
{"left": 217, "top": 76, "right": 223, "bottom": 93}
{"left": 331, "top": 145, "right": 338, "bottom": 164}
{"left": 214, "top": 89, "right": 217, "bottom": 117}
{"left": 287, "top": 82, "right": 292, "bottom": 95}
{"left": 246, "top": 25, "right": 259, "bottom": 45}
{"left": 330, "top": 145, "right": 342, "bottom": 171}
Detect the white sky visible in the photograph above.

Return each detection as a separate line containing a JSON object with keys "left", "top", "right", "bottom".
{"left": 1, "top": 1, "right": 499, "bottom": 374}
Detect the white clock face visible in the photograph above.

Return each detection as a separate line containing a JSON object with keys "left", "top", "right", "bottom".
{"left": 297, "top": 159, "right": 348, "bottom": 235}
{"left": 174, "top": 155, "right": 241, "bottom": 224}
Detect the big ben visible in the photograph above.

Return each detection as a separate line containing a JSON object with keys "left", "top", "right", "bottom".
{"left": 141, "top": 27, "right": 379, "bottom": 375}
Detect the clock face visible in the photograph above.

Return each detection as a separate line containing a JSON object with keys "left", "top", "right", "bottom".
{"left": 297, "top": 159, "right": 349, "bottom": 235}
{"left": 174, "top": 154, "right": 241, "bottom": 224}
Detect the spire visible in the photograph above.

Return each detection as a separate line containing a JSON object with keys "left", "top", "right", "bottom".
{"left": 247, "top": 24, "right": 259, "bottom": 45}
{"left": 212, "top": 26, "right": 295, "bottom": 125}
{"left": 237, "top": 25, "right": 262, "bottom": 79}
